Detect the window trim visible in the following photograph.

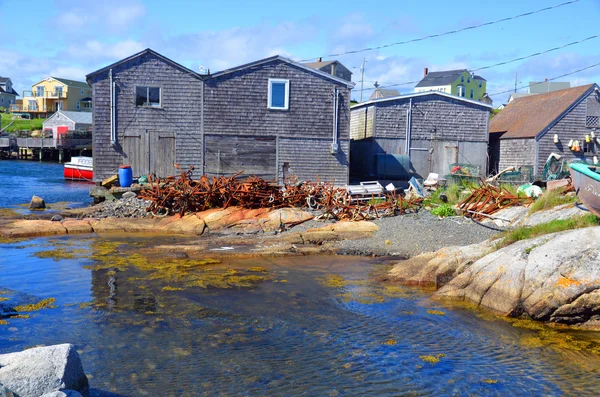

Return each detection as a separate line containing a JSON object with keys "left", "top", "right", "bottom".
{"left": 267, "top": 78, "right": 290, "bottom": 110}
{"left": 135, "top": 86, "right": 162, "bottom": 108}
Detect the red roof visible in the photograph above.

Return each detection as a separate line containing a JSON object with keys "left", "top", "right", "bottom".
{"left": 490, "top": 84, "right": 594, "bottom": 139}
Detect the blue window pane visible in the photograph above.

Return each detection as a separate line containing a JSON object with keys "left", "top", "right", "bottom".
{"left": 271, "top": 82, "right": 286, "bottom": 108}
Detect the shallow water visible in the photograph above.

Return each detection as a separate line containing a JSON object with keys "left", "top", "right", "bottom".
{"left": 1, "top": 235, "right": 599, "bottom": 396}
{"left": 0, "top": 160, "right": 91, "bottom": 210}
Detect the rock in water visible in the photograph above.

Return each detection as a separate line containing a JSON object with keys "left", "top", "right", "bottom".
{"left": 122, "top": 191, "right": 137, "bottom": 199}
{"left": 0, "top": 344, "right": 89, "bottom": 397}
{"left": 51, "top": 215, "right": 64, "bottom": 222}
{"left": 40, "top": 391, "right": 83, "bottom": 397}
{"left": 29, "top": 196, "right": 46, "bottom": 210}
{"left": 436, "top": 227, "right": 600, "bottom": 327}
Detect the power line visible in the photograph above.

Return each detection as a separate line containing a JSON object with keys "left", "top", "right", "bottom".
{"left": 300, "top": 0, "right": 580, "bottom": 62}
{"left": 487, "top": 61, "right": 600, "bottom": 97}
{"left": 375, "top": 33, "right": 600, "bottom": 89}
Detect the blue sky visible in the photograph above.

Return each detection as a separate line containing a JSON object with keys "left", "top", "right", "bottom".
{"left": 0, "top": 0, "right": 599, "bottom": 103}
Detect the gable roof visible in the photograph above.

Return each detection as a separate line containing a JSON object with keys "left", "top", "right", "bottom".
{"left": 43, "top": 110, "right": 92, "bottom": 125}
{"left": 529, "top": 81, "right": 570, "bottom": 94}
{"left": 0, "top": 86, "right": 18, "bottom": 96}
{"left": 0, "top": 77, "right": 10, "bottom": 83}
{"left": 86, "top": 48, "right": 203, "bottom": 84}
{"left": 416, "top": 69, "right": 486, "bottom": 88}
{"left": 490, "top": 84, "right": 595, "bottom": 139}
{"left": 352, "top": 90, "right": 492, "bottom": 110}
{"left": 209, "top": 55, "right": 355, "bottom": 88}
{"left": 369, "top": 88, "right": 400, "bottom": 100}
{"left": 51, "top": 77, "right": 90, "bottom": 89}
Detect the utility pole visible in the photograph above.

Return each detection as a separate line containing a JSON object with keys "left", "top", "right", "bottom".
{"left": 514, "top": 72, "right": 518, "bottom": 93}
{"left": 360, "top": 57, "right": 367, "bottom": 102}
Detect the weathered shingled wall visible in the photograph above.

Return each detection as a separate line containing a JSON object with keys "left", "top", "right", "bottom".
{"left": 497, "top": 138, "right": 536, "bottom": 171}
{"left": 536, "top": 91, "right": 595, "bottom": 176}
{"left": 204, "top": 60, "right": 350, "bottom": 184}
{"left": 91, "top": 53, "right": 204, "bottom": 182}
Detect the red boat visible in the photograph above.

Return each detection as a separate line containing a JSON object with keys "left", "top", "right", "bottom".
{"left": 64, "top": 156, "right": 93, "bottom": 181}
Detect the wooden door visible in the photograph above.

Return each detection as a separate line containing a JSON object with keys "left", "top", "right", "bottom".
{"left": 204, "top": 135, "right": 277, "bottom": 180}
{"left": 150, "top": 131, "right": 176, "bottom": 178}
{"left": 123, "top": 131, "right": 150, "bottom": 177}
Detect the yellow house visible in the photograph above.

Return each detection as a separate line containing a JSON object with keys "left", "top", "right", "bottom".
{"left": 415, "top": 68, "right": 487, "bottom": 101}
{"left": 12, "top": 77, "right": 92, "bottom": 117}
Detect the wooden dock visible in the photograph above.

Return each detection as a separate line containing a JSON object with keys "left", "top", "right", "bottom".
{"left": 0, "top": 136, "right": 92, "bottom": 161}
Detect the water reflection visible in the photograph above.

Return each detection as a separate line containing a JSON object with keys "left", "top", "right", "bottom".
{"left": 0, "top": 236, "right": 599, "bottom": 396}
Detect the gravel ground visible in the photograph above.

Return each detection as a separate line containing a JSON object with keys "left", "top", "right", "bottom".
{"left": 335, "top": 211, "right": 498, "bottom": 258}
{"left": 83, "top": 195, "right": 153, "bottom": 219}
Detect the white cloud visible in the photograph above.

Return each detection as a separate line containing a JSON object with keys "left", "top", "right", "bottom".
{"left": 53, "top": 0, "right": 145, "bottom": 33}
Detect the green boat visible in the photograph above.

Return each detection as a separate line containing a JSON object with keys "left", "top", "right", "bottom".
{"left": 569, "top": 162, "right": 600, "bottom": 217}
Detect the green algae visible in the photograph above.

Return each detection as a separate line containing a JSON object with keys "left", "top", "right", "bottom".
{"left": 0, "top": 297, "right": 8, "bottom": 302}
{"left": 482, "top": 379, "right": 498, "bottom": 384}
{"left": 14, "top": 298, "right": 57, "bottom": 312}
{"left": 319, "top": 274, "right": 347, "bottom": 288}
{"left": 382, "top": 339, "right": 397, "bottom": 346}
{"left": 247, "top": 266, "right": 267, "bottom": 273}
{"left": 427, "top": 309, "right": 446, "bottom": 316}
{"left": 0, "top": 320, "right": 8, "bottom": 325}
{"left": 33, "top": 247, "right": 90, "bottom": 261}
{"left": 419, "top": 353, "right": 446, "bottom": 364}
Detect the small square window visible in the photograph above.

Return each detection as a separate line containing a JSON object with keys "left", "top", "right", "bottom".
{"left": 478, "top": 81, "right": 482, "bottom": 88}
{"left": 81, "top": 89, "right": 85, "bottom": 95}
{"left": 268, "top": 79, "right": 289, "bottom": 110}
{"left": 136, "top": 86, "right": 161, "bottom": 107}
{"left": 461, "top": 76, "right": 464, "bottom": 83}
{"left": 467, "top": 77, "right": 471, "bottom": 84}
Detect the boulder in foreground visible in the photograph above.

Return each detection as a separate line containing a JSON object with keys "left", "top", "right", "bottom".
{"left": 0, "top": 344, "right": 89, "bottom": 397}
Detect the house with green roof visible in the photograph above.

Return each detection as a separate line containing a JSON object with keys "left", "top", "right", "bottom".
{"left": 12, "top": 76, "right": 92, "bottom": 118}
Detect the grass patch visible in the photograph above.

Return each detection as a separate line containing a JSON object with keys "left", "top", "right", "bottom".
{"left": 496, "top": 214, "right": 600, "bottom": 249}
{"left": 1, "top": 113, "right": 44, "bottom": 132}
{"left": 528, "top": 189, "right": 577, "bottom": 214}
{"left": 431, "top": 204, "right": 456, "bottom": 218}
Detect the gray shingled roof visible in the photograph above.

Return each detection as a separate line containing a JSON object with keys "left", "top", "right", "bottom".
{"left": 415, "top": 69, "right": 486, "bottom": 88}
{"left": 59, "top": 111, "right": 92, "bottom": 124}
{"left": 0, "top": 77, "right": 9, "bottom": 83}
{"left": 0, "top": 86, "right": 18, "bottom": 96}
{"left": 369, "top": 88, "right": 400, "bottom": 100}
{"left": 51, "top": 77, "right": 90, "bottom": 89}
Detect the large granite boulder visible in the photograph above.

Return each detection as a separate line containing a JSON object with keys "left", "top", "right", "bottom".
{"left": 435, "top": 227, "right": 600, "bottom": 328}
{"left": 0, "top": 344, "right": 89, "bottom": 397}
{"left": 29, "top": 196, "right": 46, "bottom": 210}
{"left": 387, "top": 240, "right": 492, "bottom": 288}
{"left": 40, "top": 391, "right": 83, "bottom": 397}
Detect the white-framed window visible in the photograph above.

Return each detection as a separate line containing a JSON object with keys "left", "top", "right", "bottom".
{"left": 36, "top": 86, "right": 44, "bottom": 97}
{"left": 470, "top": 88, "right": 474, "bottom": 99}
{"left": 467, "top": 77, "right": 471, "bottom": 84}
{"left": 268, "top": 78, "right": 289, "bottom": 110}
{"left": 457, "top": 85, "right": 466, "bottom": 97}
{"left": 460, "top": 76, "right": 464, "bottom": 83}
{"left": 478, "top": 81, "right": 482, "bottom": 88}
{"left": 136, "top": 86, "right": 161, "bottom": 107}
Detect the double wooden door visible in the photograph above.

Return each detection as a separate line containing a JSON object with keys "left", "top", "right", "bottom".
{"left": 123, "top": 130, "right": 176, "bottom": 178}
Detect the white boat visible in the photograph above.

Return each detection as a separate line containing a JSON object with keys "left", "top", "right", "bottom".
{"left": 64, "top": 156, "right": 93, "bottom": 181}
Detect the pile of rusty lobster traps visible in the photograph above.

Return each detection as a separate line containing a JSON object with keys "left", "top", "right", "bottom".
{"left": 458, "top": 183, "right": 534, "bottom": 221}
{"left": 139, "top": 166, "right": 423, "bottom": 220}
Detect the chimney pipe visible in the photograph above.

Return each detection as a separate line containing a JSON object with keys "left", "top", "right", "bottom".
{"left": 545, "top": 78, "right": 548, "bottom": 82}
{"left": 318, "top": 57, "right": 322, "bottom": 62}
{"left": 424, "top": 67, "right": 429, "bottom": 77}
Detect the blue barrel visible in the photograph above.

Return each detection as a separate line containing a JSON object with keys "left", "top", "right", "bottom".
{"left": 118, "top": 165, "right": 133, "bottom": 187}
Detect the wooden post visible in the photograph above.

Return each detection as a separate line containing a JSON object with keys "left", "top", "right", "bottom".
{"left": 59, "top": 148, "right": 63, "bottom": 163}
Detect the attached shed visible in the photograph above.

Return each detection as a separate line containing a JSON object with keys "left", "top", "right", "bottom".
{"left": 42, "top": 110, "right": 92, "bottom": 139}
{"left": 489, "top": 84, "right": 599, "bottom": 178}
{"left": 349, "top": 92, "right": 491, "bottom": 180}
{"left": 87, "top": 48, "right": 354, "bottom": 184}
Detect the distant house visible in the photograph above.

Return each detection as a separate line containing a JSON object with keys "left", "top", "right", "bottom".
{"left": 415, "top": 68, "right": 487, "bottom": 101}
{"left": 13, "top": 77, "right": 92, "bottom": 118}
{"left": 303, "top": 58, "right": 352, "bottom": 82}
{"left": 507, "top": 81, "right": 571, "bottom": 103}
{"left": 369, "top": 87, "right": 400, "bottom": 100}
{"left": 42, "top": 110, "right": 92, "bottom": 139}
{"left": 0, "top": 77, "right": 18, "bottom": 109}
{"left": 489, "top": 84, "right": 599, "bottom": 178}
{"left": 350, "top": 91, "right": 491, "bottom": 180}
{"left": 87, "top": 48, "right": 354, "bottom": 183}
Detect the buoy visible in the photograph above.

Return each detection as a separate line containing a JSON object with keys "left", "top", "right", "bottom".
{"left": 592, "top": 131, "right": 596, "bottom": 139}
{"left": 594, "top": 156, "right": 599, "bottom": 165}
{"left": 554, "top": 134, "right": 559, "bottom": 144}
{"left": 586, "top": 134, "right": 591, "bottom": 143}
{"left": 568, "top": 139, "right": 574, "bottom": 148}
